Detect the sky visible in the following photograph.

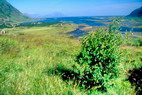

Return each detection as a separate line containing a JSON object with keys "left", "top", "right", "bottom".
{"left": 7, "top": 0, "right": 142, "bottom": 17}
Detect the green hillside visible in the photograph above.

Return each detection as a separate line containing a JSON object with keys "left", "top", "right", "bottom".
{"left": 0, "top": 0, "right": 31, "bottom": 23}
{"left": 128, "top": 7, "right": 142, "bottom": 17}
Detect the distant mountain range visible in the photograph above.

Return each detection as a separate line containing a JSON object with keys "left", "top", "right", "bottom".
{"left": 128, "top": 7, "right": 142, "bottom": 17}
{"left": 0, "top": 0, "right": 31, "bottom": 23}
{"left": 25, "top": 12, "right": 66, "bottom": 19}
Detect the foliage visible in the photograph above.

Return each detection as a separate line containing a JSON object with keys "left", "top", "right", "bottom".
{"left": 75, "top": 22, "right": 122, "bottom": 91}
{"left": 124, "top": 32, "right": 142, "bottom": 47}
{"left": 134, "top": 37, "right": 142, "bottom": 46}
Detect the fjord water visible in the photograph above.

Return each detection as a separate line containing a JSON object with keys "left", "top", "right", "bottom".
{"left": 22, "top": 17, "right": 142, "bottom": 37}
{"left": 24, "top": 17, "right": 109, "bottom": 26}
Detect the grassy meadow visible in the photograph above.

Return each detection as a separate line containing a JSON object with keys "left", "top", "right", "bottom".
{"left": 0, "top": 22, "right": 142, "bottom": 95}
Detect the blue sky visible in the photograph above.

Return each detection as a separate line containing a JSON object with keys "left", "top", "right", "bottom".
{"left": 7, "top": 0, "right": 142, "bottom": 16}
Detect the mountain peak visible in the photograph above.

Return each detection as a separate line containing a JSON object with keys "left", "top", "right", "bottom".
{"left": 0, "top": 0, "right": 31, "bottom": 22}
{"left": 128, "top": 7, "right": 142, "bottom": 17}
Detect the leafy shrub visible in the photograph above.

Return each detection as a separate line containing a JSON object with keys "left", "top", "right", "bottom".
{"left": 75, "top": 22, "right": 122, "bottom": 91}
{"left": 135, "top": 38, "right": 142, "bottom": 46}
{"left": 124, "top": 32, "right": 142, "bottom": 47}
{"left": 126, "top": 38, "right": 142, "bottom": 47}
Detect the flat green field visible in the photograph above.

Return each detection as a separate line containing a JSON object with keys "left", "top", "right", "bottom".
{"left": 0, "top": 23, "right": 142, "bottom": 95}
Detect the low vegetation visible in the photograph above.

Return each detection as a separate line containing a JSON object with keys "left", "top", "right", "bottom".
{"left": 0, "top": 22, "right": 142, "bottom": 95}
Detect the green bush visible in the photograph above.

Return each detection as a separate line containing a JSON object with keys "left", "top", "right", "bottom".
{"left": 75, "top": 23, "right": 122, "bottom": 91}
{"left": 124, "top": 32, "right": 142, "bottom": 47}
{"left": 134, "top": 37, "right": 142, "bottom": 46}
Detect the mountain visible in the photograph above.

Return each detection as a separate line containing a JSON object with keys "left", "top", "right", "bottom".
{"left": 128, "top": 7, "right": 142, "bottom": 17}
{"left": 25, "top": 12, "right": 65, "bottom": 19}
{"left": 0, "top": 0, "right": 31, "bottom": 23}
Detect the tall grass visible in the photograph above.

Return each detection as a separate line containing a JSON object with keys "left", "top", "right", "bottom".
{"left": 0, "top": 23, "right": 142, "bottom": 95}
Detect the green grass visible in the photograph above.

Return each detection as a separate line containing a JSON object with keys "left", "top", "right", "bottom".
{"left": 0, "top": 23, "right": 142, "bottom": 95}
{"left": 7, "top": 23, "right": 78, "bottom": 36}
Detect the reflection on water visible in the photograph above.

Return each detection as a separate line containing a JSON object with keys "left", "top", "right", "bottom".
{"left": 67, "top": 28, "right": 89, "bottom": 38}
{"left": 120, "top": 26, "right": 142, "bottom": 32}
